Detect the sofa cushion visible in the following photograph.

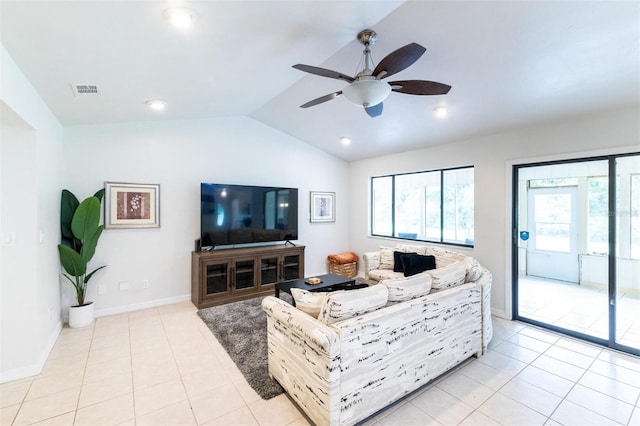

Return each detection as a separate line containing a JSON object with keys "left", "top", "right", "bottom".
{"left": 290, "top": 288, "right": 328, "bottom": 318}
{"left": 368, "top": 269, "right": 404, "bottom": 282}
{"left": 393, "top": 251, "right": 417, "bottom": 272}
{"left": 401, "top": 254, "right": 437, "bottom": 277}
{"left": 465, "top": 257, "right": 482, "bottom": 282}
{"left": 428, "top": 261, "right": 467, "bottom": 291}
{"left": 318, "top": 284, "right": 388, "bottom": 324}
{"left": 424, "top": 246, "right": 465, "bottom": 268}
{"left": 379, "top": 246, "right": 395, "bottom": 270}
{"left": 380, "top": 271, "right": 432, "bottom": 302}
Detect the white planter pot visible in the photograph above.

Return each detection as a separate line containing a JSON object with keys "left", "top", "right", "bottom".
{"left": 68, "top": 302, "right": 94, "bottom": 328}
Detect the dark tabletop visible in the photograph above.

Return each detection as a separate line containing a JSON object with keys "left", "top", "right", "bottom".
{"left": 276, "top": 273, "right": 357, "bottom": 293}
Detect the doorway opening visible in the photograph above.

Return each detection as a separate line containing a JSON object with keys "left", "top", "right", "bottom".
{"left": 513, "top": 154, "right": 640, "bottom": 356}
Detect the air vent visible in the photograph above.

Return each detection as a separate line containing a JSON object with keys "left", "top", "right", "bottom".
{"left": 71, "top": 84, "right": 99, "bottom": 96}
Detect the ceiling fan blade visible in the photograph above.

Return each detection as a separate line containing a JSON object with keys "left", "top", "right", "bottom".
{"left": 293, "top": 64, "right": 355, "bottom": 83}
{"left": 372, "top": 43, "right": 426, "bottom": 79}
{"left": 365, "top": 102, "right": 383, "bottom": 118}
{"left": 390, "top": 80, "right": 451, "bottom": 95}
{"left": 300, "top": 91, "right": 342, "bottom": 108}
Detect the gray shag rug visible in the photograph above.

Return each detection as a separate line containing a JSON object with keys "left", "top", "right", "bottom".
{"left": 197, "top": 295, "right": 291, "bottom": 400}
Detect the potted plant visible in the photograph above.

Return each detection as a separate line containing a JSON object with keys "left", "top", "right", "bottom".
{"left": 58, "top": 189, "right": 106, "bottom": 328}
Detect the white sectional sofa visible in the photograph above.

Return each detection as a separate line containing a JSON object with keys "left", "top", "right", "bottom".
{"left": 363, "top": 243, "right": 484, "bottom": 288}
{"left": 261, "top": 244, "right": 492, "bottom": 426}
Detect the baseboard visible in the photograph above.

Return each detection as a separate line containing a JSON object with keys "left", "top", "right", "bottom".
{"left": 491, "top": 308, "right": 507, "bottom": 319}
{"left": 1, "top": 319, "right": 62, "bottom": 384}
{"left": 94, "top": 294, "right": 192, "bottom": 318}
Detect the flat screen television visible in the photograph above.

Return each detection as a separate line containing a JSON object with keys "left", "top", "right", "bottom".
{"left": 200, "top": 183, "right": 298, "bottom": 249}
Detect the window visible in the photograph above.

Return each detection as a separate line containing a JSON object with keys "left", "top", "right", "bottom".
{"left": 587, "top": 176, "right": 609, "bottom": 255}
{"left": 533, "top": 193, "right": 572, "bottom": 253}
{"left": 371, "top": 176, "right": 392, "bottom": 236}
{"left": 371, "top": 166, "right": 474, "bottom": 246}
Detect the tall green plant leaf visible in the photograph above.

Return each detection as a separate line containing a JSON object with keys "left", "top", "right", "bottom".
{"left": 85, "top": 265, "right": 107, "bottom": 284}
{"left": 60, "top": 190, "right": 79, "bottom": 247}
{"left": 81, "top": 225, "right": 104, "bottom": 263}
{"left": 71, "top": 197, "right": 100, "bottom": 241}
{"left": 94, "top": 188, "right": 105, "bottom": 202}
{"left": 58, "top": 244, "right": 87, "bottom": 276}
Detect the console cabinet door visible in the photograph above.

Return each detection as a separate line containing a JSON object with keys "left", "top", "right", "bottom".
{"left": 259, "top": 255, "right": 280, "bottom": 286}
{"left": 202, "top": 259, "right": 231, "bottom": 301}
{"left": 282, "top": 253, "right": 303, "bottom": 281}
{"left": 232, "top": 257, "right": 257, "bottom": 292}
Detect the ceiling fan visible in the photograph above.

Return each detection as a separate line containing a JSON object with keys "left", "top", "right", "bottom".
{"left": 293, "top": 29, "right": 451, "bottom": 118}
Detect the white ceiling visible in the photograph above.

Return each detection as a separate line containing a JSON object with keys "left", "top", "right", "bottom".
{"left": 1, "top": 1, "right": 638, "bottom": 161}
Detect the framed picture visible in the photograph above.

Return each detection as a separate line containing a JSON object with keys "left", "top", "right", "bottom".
{"left": 310, "top": 191, "right": 335, "bottom": 223}
{"left": 104, "top": 182, "right": 160, "bottom": 229}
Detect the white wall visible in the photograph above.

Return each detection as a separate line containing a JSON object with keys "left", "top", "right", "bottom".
{"left": 63, "top": 117, "right": 350, "bottom": 316}
{"left": 348, "top": 106, "right": 640, "bottom": 318}
{"left": 0, "top": 45, "right": 64, "bottom": 382}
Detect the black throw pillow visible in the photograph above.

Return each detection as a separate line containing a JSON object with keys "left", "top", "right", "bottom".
{"left": 401, "top": 254, "right": 437, "bottom": 277}
{"left": 393, "top": 251, "right": 417, "bottom": 272}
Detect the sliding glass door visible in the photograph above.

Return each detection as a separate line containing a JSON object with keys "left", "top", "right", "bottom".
{"left": 513, "top": 153, "right": 639, "bottom": 355}
{"left": 614, "top": 155, "right": 640, "bottom": 350}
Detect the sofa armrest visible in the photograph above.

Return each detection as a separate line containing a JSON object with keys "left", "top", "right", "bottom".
{"left": 262, "top": 296, "right": 340, "bottom": 358}
{"left": 362, "top": 251, "right": 380, "bottom": 279}
{"left": 475, "top": 269, "right": 493, "bottom": 354}
{"left": 262, "top": 296, "right": 341, "bottom": 425}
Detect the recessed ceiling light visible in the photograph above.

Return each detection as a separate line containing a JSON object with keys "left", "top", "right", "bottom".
{"left": 163, "top": 7, "right": 197, "bottom": 29}
{"left": 145, "top": 99, "right": 167, "bottom": 111}
{"left": 340, "top": 136, "right": 352, "bottom": 146}
{"left": 433, "top": 106, "right": 448, "bottom": 118}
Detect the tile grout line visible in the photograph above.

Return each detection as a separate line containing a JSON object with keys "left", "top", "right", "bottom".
{"left": 127, "top": 312, "right": 137, "bottom": 425}
{"left": 9, "top": 369, "right": 35, "bottom": 425}
{"left": 473, "top": 324, "right": 554, "bottom": 425}
{"left": 540, "top": 339, "right": 638, "bottom": 425}
{"left": 73, "top": 323, "right": 96, "bottom": 424}
{"left": 160, "top": 308, "right": 200, "bottom": 425}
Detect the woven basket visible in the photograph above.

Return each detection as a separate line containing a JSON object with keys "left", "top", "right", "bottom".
{"left": 328, "top": 261, "right": 357, "bottom": 278}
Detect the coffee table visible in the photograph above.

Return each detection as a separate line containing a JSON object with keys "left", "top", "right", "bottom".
{"left": 275, "top": 273, "right": 368, "bottom": 306}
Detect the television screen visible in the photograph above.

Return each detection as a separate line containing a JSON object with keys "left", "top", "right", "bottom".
{"left": 201, "top": 183, "right": 298, "bottom": 248}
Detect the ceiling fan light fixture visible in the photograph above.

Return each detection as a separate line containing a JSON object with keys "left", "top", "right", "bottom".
{"left": 342, "top": 78, "right": 391, "bottom": 108}
{"left": 163, "top": 7, "right": 197, "bottom": 29}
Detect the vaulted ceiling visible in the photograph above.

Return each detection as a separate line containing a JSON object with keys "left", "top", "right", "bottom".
{"left": 1, "top": 1, "right": 638, "bottom": 161}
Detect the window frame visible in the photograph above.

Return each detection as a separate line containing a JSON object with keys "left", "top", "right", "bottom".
{"left": 370, "top": 165, "right": 475, "bottom": 248}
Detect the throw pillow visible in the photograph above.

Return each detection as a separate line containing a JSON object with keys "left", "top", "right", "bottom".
{"left": 290, "top": 288, "right": 328, "bottom": 318}
{"left": 428, "top": 261, "right": 467, "bottom": 291}
{"left": 380, "top": 271, "right": 432, "bottom": 302}
{"left": 393, "top": 251, "right": 417, "bottom": 272}
{"left": 379, "top": 246, "right": 395, "bottom": 270}
{"left": 401, "top": 254, "right": 437, "bottom": 277}
{"left": 317, "top": 284, "right": 388, "bottom": 324}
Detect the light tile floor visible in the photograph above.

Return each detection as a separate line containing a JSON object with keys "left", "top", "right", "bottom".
{"left": 519, "top": 275, "right": 640, "bottom": 349}
{"left": 1, "top": 301, "right": 640, "bottom": 425}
